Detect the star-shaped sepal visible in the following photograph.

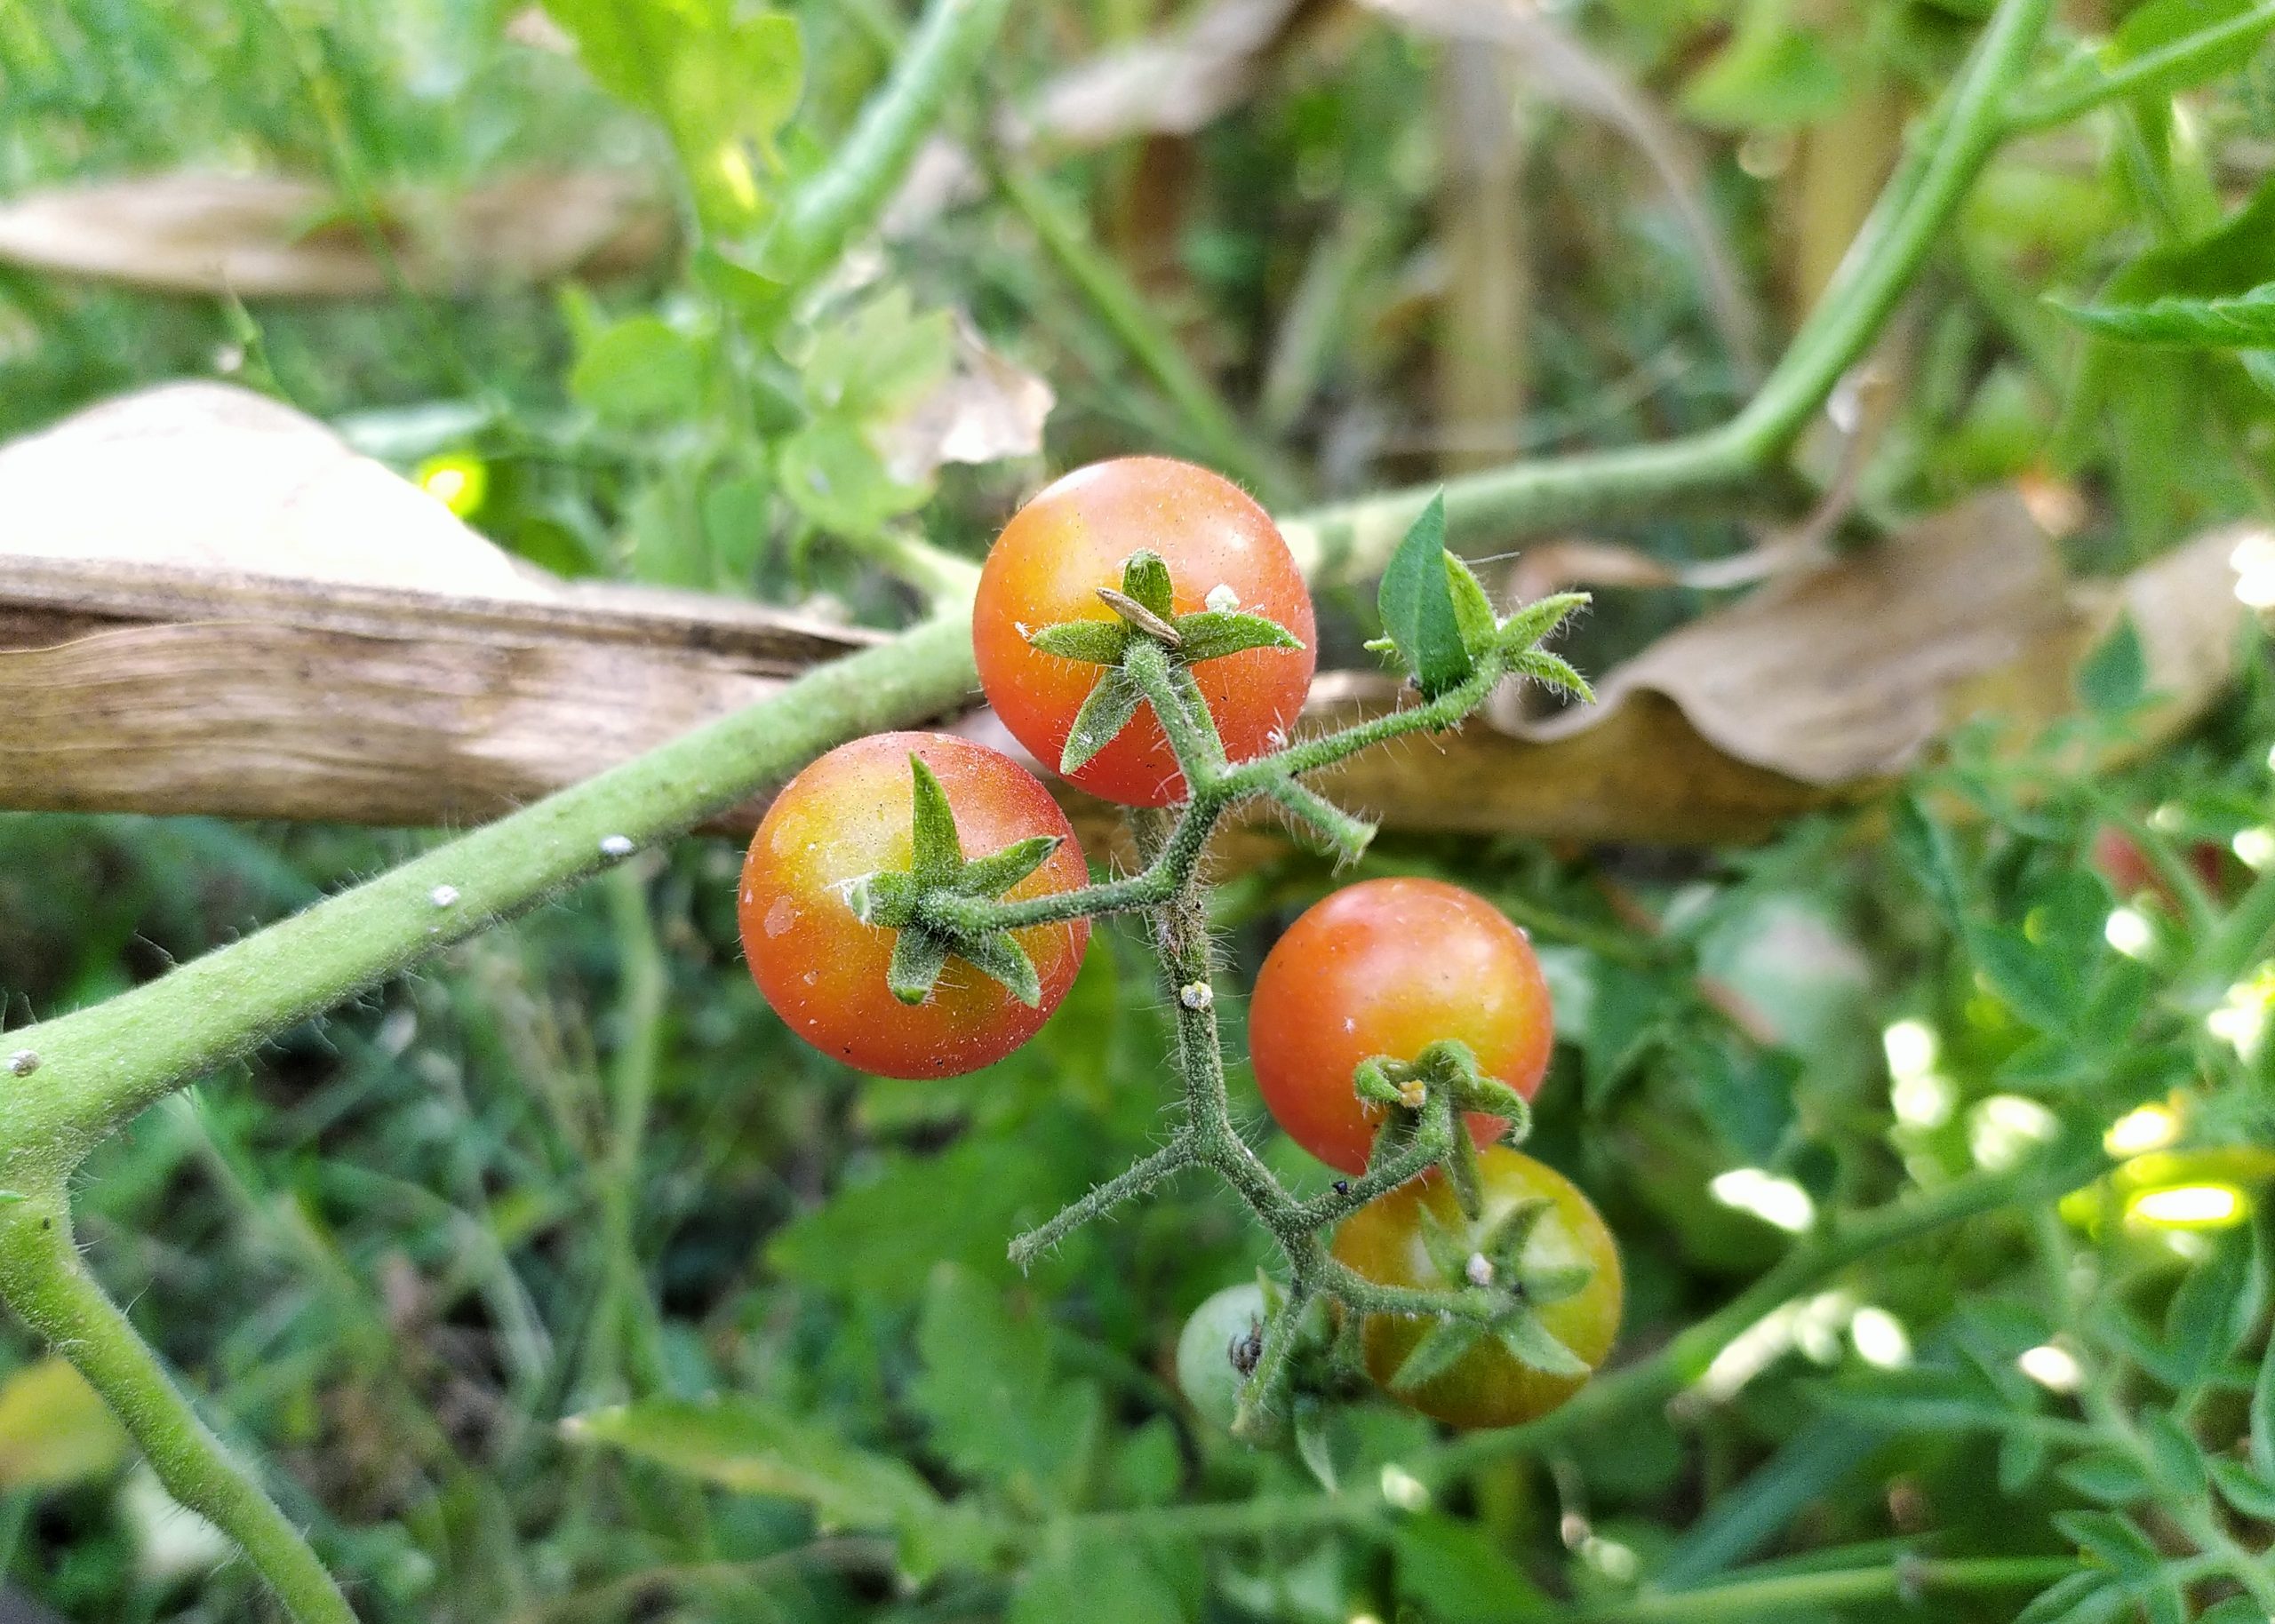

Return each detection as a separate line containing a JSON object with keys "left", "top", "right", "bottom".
{"left": 1385, "top": 1193, "right": 1600, "bottom": 1392}
{"left": 1024, "top": 550, "right": 1305, "bottom": 775}
{"left": 842, "top": 756, "right": 1066, "bottom": 1008}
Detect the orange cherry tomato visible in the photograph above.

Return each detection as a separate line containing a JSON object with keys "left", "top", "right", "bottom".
{"left": 973, "top": 457, "right": 1316, "bottom": 807}
{"left": 1248, "top": 878, "right": 1553, "bottom": 1174}
{"left": 738, "top": 732, "right": 1090, "bottom": 1078}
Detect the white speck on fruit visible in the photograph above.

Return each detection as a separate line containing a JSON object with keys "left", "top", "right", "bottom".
{"left": 1465, "top": 1253, "right": 1495, "bottom": 1286}
{"left": 5, "top": 1049, "right": 37, "bottom": 1078}
{"left": 1206, "top": 583, "right": 1239, "bottom": 612}
{"left": 600, "top": 834, "right": 635, "bottom": 858}
{"left": 429, "top": 884, "right": 460, "bottom": 908}
{"left": 764, "top": 896, "right": 797, "bottom": 938}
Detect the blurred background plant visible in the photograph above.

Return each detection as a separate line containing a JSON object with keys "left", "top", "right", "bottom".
{"left": 2, "top": 0, "right": 2274, "bottom": 1620}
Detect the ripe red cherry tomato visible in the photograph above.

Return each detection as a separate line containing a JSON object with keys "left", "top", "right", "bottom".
{"left": 973, "top": 457, "right": 1317, "bottom": 807}
{"left": 738, "top": 732, "right": 1090, "bottom": 1078}
{"left": 2091, "top": 826, "right": 2230, "bottom": 913}
{"left": 1248, "top": 878, "right": 1553, "bottom": 1174}
{"left": 1332, "top": 1147, "right": 1622, "bottom": 1429}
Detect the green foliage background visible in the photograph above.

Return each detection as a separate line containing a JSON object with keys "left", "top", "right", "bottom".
{"left": 3, "top": 0, "right": 2275, "bottom": 1620}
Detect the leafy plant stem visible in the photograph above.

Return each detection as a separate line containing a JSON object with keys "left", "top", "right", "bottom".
{"left": 1278, "top": 0, "right": 2054, "bottom": 585}
{"left": 0, "top": 1185, "right": 355, "bottom": 1624}
{"left": 2002, "top": 0, "right": 2275, "bottom": 133}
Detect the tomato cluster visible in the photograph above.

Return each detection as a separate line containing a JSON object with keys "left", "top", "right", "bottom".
{"left": 735, "top": 455, "right": 1618, "bottom": 1433}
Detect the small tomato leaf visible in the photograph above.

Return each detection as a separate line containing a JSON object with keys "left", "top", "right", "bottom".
{"left": 1495, "top": 590, "right": 1591, "bottom": 655}
{"left": 1446, "top": 554, "right": 1499, "bottom": 655}
{"left": 2209, "top": 1458, "right": 2275, "bottom": 1521}
{"left": 1121, "top": 549, "right": 1175, "bottom": 617}
{"left": 1172, "top": 609, "right": 1303, "bottom": 664}
{"left": 906, "top": 757, "right": 964, "bottom": 882}
{"left": 953, "top": 928, "right": 1043, "bottom": 1008}
{"left": 887, "top": 927, "right": 951, "bottom": 1006}
{"left": 1392, "top": 1318, "right": 1487, "bottom": 1391}
{"left": 1377, "top": 493, "right": 1476, "bottom": 697}
{"left": 1027, "top": 620, "right": 1130, "bottom": 665}
{"left": 1481, "top": 1198, "right": 1553, "bottom": 1270}
{"left": 2058, "top": 1452, "right": 2152, "bottom": 1506}
{"left": 1508, "top": 649, "right": 1595, "bottom": 704}
{"left": 950, "top": 835, "right": 1062, "bottom": 899}
{"left": 1520, "top": 1264, "right": 1595, "bottom": 1306}
{"left": 1059, "top": 666, "right": 1145, "bottom": 775}
{"left": 1494, "top": 1311, "right": 1591, "bottom": 1378}
{"left": 2051, "top": 1509, "right": 2159, "bottom": 1577}
{"left": 2046, "top": 282, "right": 2275, "bottom": 347}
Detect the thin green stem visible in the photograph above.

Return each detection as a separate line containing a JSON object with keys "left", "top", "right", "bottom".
{"left": 1279, "top": 0, "right": 2053, "bottom": 585}
{"left": 1544, "top": 1555, "right": 2082, "bottom": 1623}
{"left": 0, "top": 1189, "right": 355, "bottom": 1624}
{"left": 1007, "top": 1136, "right": 1195, "bottom": 1268}
{"left": 762, "top": 0, "right": 1012, "bottom": 291}
{"left": 0, "top": 614, "right": 978, "bottom": 1184}
{"left": 585, "top": 868, "right": 671, "bottom": 1399}
{"left": 2002, "top": 0, "right": 2275, "bottom": 133}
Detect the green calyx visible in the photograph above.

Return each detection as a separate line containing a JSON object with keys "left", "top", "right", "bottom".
{"left": 1366, "top": 492, "right": 1595, "bottom": 703}
{"left": 1389, "top": 1197, "right": 1596, "bottom": 1390}
{"left": 846, "top": 756, "right": 1061, "bottom": 1008}
{"left": 1026, "top": 549, "right": 1305, "bottom": 776}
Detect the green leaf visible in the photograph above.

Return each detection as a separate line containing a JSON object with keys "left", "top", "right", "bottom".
{"left": 1392, "top": 1318, "right": 1488, "bottom": 1391}
{"left": 906, "top": 758, "right": 963, "bottom": 882}
{"left": 1893, "top": 796, "right": 1969, "bottom": 926}
{"left": 2164, "top": 1230, "right": 2252, "bottom": 1389}
{"left": 802, "top": 287, "right": 954, "bottom": 418}
{"left": 2052, "top": 1509, "right": 2159, "bottom": 1577}
{"left": 886, "top": 926, "right": 951, "bottom": 1006}
{"left": 1481, "top": 1198, "right": 1553, "bottom": 1270}
{"left": 2049, "top": 282, "right": 2275, "bottom": 348}
{"left": 0, "top": 1358, "right": 129, "bottom": 1491}
{"left": 1445, "top": 554, "right": 1499, "bottom": 654}
{"left": 1680, "top": 3, "right": 1847, "bottom": 131}
{"left": 1392, "top": 1513, "right": 1551, "bottom": 1623}
{"left": 913, "top": 1265, "right": 1102, "bottom": 1503}
{"left": 1291, "top": 1397, "right": 1337, "bottom": 1493}
{"left": 1170, "top": 609, "right": 1303, "bottom": 664}
{"left": 1968, "top": 923, "right": 2078, "bottom": 1031}
{"left": 2014, "top": 1571, "right": 2125, "bottom": 1624}
{"left": 1508, "top": 649, "right": 1596, "bottom": 703}
{"left": 2112, "top": 0, "right": 2272, "bottom": 89}
{"left": 1120, "top": 550, "right": 1175, "bottom": 618}
{"left": 1377, "top": 493, "right": 1477, "bottom": 698}
{"left": 2210, "top": 1456, "right": 2275, "bottom": 1520}
{"left": 1494, "top": 590, "right": 1590, "bottom": 655}
{"left": 950, "top": 835, "right": 1063, "bottom": 899}
{"left": 2059, "top": 1451, "right": 2154, "bottom": 1505}
{"left": 2200, "top": 1598, "right": 2275, "bottom": 1624}
{"left": 1413, "top": 1204, "right": 1473, "bottom": 1284}
{"left": 1059, "top": 666, "right": 1145, "bottom": 775}
{"left": 563, "top": 1395, "right": 940, "bottom": 1531}
{"left": 1495, "top": 1312, "right": 1591, "bottom": 1378}
{"left": 776, "top": 414, "right": 930, "bottom": 537}
{"left": 1027, "top": 620, "right": 1130, "bottom": 665}
{"left": 2075, "top": 614, "right": 2149, "bottom": 713}
{"left": 568, "top": 314, "right": 706, "bottom": 426}
{"left": 950, "top": 927, "right": 1042, "bottom": 1007}
{"left": 1519, "top": 1264, "right": 1595, "bottom": 1306}
{"left": 2000, "top": 1427, "right": 2049, "bottom": 1493}
{"left": 1010, "top": 1534, "right": 1185, "bottom": 1624}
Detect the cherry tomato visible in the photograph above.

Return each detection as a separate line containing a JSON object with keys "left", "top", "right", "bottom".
{"left": 973, "top": 457, "right": 1317, "bottom": 807}
{"left": 1331, "top": 1147, "right": 1622, "bottom": 1429}
{"left": 1175, "top": 1281, "right": 1265, "bottom": 1433}
{"left": 1248, "top": 878, "right": 1553, "bottom": 1174}
{"left": 738, "top": 732, "right": 1090, "bottom": 1078}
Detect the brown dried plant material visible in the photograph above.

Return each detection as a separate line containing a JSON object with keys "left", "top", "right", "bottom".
{"left": 0, "top": 389, "right": 2253, "bottom": 842}
{"left": 0, "top": 171, "right": 668, "bottom": 299}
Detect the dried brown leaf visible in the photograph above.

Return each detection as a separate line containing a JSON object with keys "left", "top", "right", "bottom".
{"left": 870, "top": 314, "right": 1054, "bottom": 486}
{"left": 0, "top": 171, "right": 668, "bottom": 298}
